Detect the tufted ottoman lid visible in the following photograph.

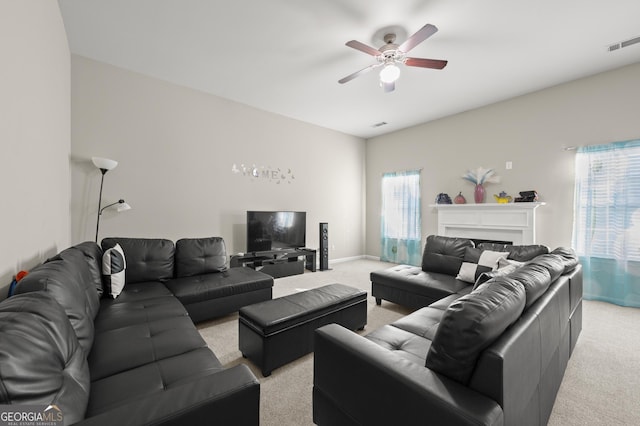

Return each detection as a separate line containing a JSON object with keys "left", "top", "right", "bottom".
{"left": 239, "top": 284, "right": 366, "bottom": 335}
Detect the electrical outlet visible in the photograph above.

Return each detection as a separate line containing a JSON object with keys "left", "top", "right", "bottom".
{"left": 506, "top": 161, "right": 513, "bottom": 170}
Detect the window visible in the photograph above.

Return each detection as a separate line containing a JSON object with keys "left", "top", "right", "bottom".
{"left": 573, "top": 140, "right": 640, "bottom": 261}
{"left": 572, "top": 139, "right": 640, "bottom": 307}
{"left": 380, "top": 170, "right": 422, "bottom": 265}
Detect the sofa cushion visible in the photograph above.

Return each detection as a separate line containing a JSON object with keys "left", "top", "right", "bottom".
{"left": 370, "top": 265, "right": 470, "bottom": 301}
{"left": 425, "top": 276, "right": 525, "bottom": 384}
{"left": 57, "top": 241, "right": 104, "bottom": 301}
{"left": 175, "top": 237, "right": 228, "bottom": 278}
{"left": 102, "top": 238, "right": 174, "bottom": 284}
{"left": 507, "top": 263, "right": 552, "bottom": 309}
{"left": 421, "top": 235, "right": 474, "bottom": 276}
{"left": 95, "top": 290, "right": 187, "bottom": 332}
{"left": 530, "top": 253, "right": 565, "bottom": 281}
{"left": 550, "top": 247, "right": 579, "bottom": 274}
{"left": 102, "top": 243, "right": 126, "bottom": 298}
{"left": 365, "top": 325, "right": 433, "bottom": 366}
{"left": 107, "top": 281, "right": 174, "bottom": 304}
{"left": 165, "top": 267, "right": 274, "bottom": 306}
{"left": 52, "top": 243, "right": 102, "bottom": 319}
{"left": 388, "top": 299, "right": 453, "bottom": 342}
{"left": 89, "top": 316, "right": 208, "bottom": 381}
{"left": 13, "top": 259, "right": 95, "bottom": 357}
{"left": 0, "top": 292, "right": 90, "bottom": 424}
{"left": 477, "top": 242, "right": 549, "bottom": 261}
{"left": 456, "top": 248, "right": 508, "bottom": 283}
{"left": 86, "top": 347, "right": 223, "bottom": 417}
{"left": 508, "top": 253, "right": 565, "bottom": 309}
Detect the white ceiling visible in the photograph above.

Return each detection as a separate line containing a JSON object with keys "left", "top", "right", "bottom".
{"left": 58, "top": 0, "right": 640, "bottom": 139}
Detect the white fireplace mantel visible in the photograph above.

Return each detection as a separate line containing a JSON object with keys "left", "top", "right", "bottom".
{"left": 431, "top": 202, "right": 545, "bottom": 245}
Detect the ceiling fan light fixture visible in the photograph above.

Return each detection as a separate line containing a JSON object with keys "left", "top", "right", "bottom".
{"left": 339, "top": 23, "right": 446, "bottom": 90}
{"left": 379, "top": 64, "right": 400, "bottom": 83}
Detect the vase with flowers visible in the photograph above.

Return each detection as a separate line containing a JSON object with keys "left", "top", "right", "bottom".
{"left": 462, "top": 167, "right": 501, "bottom": 203}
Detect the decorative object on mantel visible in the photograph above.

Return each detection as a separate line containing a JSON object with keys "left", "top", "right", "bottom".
{"left": 435, "top": 193, "right": 452, "bottom": 204}
{"left": 514, "top": 190, "right": 539, "bottom": 202}
{"left": 493, "top": 191, "right": 512, "bottom": 204}
{"left": 232, "top": 163, "right": 295, "bottom": 184}
{"left": 454, "top": 192, "right": 466, "bottom": 204}
{"left": 462, "top": 167, "right": 501, "bottom": 204}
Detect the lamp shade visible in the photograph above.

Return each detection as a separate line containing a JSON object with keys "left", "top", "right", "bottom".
{"left": 92, "top": 157, "right": 118, "bottom": 171}
{"left": 117, "top": 202, "right": 131, "bottom": 212}
{"left": 379, "top": 64, "right": 401, "bottom": 83}
{"left": 99, "top": 199, "right": 131, "bottom": 215}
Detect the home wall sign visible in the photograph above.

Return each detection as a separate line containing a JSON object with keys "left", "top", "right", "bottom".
{"left": 232, "top": 163, "right": 295, "bottom": 184}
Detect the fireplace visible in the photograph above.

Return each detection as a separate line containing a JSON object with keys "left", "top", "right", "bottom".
{"left": 470, "top": 238, "right": 513, "bottom": 246}
{"left": 432, "top": 203, "right": 545, "bottom": 245}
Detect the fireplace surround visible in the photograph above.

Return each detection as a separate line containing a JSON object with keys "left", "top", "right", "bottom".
{"left": 432, "top": 202, "right": 545, "bottom": 245}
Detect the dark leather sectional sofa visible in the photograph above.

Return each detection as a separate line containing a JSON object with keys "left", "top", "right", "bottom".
{"left": 314, "top": 235, "right": 582, "bottom": 426}
{"left": 0, "top": 237, "right": 273, "bottom": 425}
{"left": 370, "top": 235, "right": 552, "bottom": 308}
{"left": 101, "top": 237, "right": 274, "bottom": 322}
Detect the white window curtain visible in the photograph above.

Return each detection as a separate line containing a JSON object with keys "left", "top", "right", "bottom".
{"left": 572, "top": 139, "right": 640, "bottom": 307}
{"left": 380, "top": 169, "right": 422, "bottom": 265}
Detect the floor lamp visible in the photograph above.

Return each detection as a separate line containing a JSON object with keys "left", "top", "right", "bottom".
{"left": 93, "top": 157, "right": 130, "bottom": 242}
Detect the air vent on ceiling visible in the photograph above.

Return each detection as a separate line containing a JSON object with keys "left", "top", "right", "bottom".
{"left": 608, "top": 35, "right": 640, "bottom": 52}
{"left": 372, "top": 121, "right": 388, "bottom": 128}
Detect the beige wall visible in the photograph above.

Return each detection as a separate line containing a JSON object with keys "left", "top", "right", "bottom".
{"left": 70, "top": 56, "right": 366, "bottom": 259}
{"left": 11, "top": 5, "right": 633, "bottom": 275}
{"left": 366, "top": 63, "right": 640, "bottom": 256}
{"left": 0, "top": 2, "right": 70, "bottom": 298}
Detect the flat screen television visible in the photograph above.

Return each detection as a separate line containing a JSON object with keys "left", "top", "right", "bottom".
{"left": 246, "top": 211, "right": 306, "bottom": 252}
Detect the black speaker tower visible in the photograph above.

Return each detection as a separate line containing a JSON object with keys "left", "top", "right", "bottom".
{"left": 319, "top": 222, "right": 329, "bottom": 271}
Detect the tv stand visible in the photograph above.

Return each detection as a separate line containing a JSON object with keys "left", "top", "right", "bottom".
{"left": 230, "top": 249, "right": 316, "bottom": 278}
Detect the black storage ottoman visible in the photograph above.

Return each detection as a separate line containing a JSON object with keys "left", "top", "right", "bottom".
{"left": 238, "top": 283, "right": 367, "bottom": 376}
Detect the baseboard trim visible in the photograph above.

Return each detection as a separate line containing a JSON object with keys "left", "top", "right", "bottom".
{"left": 312, "top": 254, "right": 382, "bottom": 269}
{"left": 329, "top": 255, "right": 367, "bottom": 265}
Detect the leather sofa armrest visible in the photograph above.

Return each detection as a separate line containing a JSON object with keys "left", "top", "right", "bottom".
{"left": 313, "top": 324, "right": 503, "bottom": 426}
{"left": 76, "top": 365, "right": 259, "bottom": 426}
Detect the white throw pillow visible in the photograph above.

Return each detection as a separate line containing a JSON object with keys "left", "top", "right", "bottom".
{"left": 473, "top": 258, "right": 525, "bottom": 289}
{"left": 102, "top": 243, "right": 126, "bottom": 298}
{"left": 456, "top": 250, "right": 509, "bottom": 283}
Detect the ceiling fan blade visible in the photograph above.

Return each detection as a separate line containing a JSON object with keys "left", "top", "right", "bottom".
{"left": 338, "top": 63, "right": 381, "bottom": 84}
{"left": 398, "top": 24, "right": 438, "bottom": 53}
{"left": 405, "top": 57, "right": 448, "bottom": 69}
{"left": 382, "top": 81, "right": 395, "bottom": 93}
{"left": 345, "top": 40, "right": 381, "bottom": 57}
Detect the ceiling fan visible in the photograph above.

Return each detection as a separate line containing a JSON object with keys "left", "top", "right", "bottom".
{"left": 338, "top": 23, "right": 448, "bottom": 92}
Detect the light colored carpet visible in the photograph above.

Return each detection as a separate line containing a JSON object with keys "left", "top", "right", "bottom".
{"left": 548, "top": 300, "right": 640, "bottom": 426}
{"left": 197, "top": 259, "right": 640, "bottom": 426}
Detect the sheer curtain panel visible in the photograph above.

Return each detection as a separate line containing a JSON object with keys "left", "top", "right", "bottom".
{"left": 380, "top": 170, "right": 422, "bottom": 266}
{"left": 572, "top": 139, "right": 640, "bottom": 307}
